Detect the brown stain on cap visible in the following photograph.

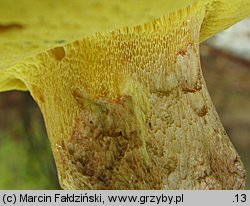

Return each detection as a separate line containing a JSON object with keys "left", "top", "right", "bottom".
{"left": 50, "top": 46, "right": 66, "bottom": 61}
{"left": 0, "top": 23, "right": 24, "bottom": 33}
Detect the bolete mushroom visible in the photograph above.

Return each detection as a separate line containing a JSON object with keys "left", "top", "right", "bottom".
{"left": 0, "top": 0, "right": 249, "bottom": 189}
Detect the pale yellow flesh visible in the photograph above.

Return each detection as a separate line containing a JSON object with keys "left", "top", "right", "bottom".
{"left": 0, "top": 0, "right": 249, "bottom": 189}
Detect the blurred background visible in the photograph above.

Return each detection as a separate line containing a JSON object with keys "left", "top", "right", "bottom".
{"left": 0, "top": 19, "right": 249, "bottom": 189}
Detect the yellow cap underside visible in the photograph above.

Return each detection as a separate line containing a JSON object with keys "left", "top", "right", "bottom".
{"left": 0, "top": 0, "right": 197, "bottom": 70}
{"left": 0, "top": 0, "right": 249, "bottom": 72}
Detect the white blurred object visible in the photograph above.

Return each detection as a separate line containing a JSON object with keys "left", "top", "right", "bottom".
{"left": 207, "top": 18, "right": 250, "bottom": 61}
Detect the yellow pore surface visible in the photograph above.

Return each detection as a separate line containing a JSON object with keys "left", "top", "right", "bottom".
{"left": 0, "top": 0, "right": 249, "bottom": 71}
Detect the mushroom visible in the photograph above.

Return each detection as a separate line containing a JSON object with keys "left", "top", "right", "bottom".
{"left": 0, "top": 0, "right": 249, "bottom": 189}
